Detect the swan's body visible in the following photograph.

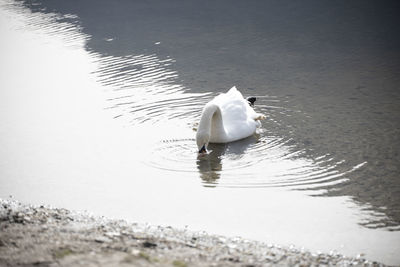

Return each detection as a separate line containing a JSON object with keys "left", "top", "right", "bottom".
{"left": 196, "top": 86, "right": 265, "bottom": 153}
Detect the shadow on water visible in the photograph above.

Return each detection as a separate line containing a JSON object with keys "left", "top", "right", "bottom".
{"left": 11, "top": 0, "right": 400, "bottom": 230}
{"left": 196, "top": 145, "right": 223, "bottom": 186}
{"left": 197, "top": 135, "right": 258, "bottom": 187}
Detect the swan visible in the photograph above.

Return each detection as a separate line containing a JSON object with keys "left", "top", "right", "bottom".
{"left": 196, "top": 86, "right": 266, "bottom": 153}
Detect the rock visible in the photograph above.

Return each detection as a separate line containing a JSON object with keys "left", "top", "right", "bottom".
{"left": 105, "top": 231, "right": 121, "bottom": 238}
{"left": 129, "top": 248, "right": 141, "bottom": 256}
{"left": 142, "top": 241, "right": 157, "bottom": 248}
{"left": 94, "top": 236, "right": 111, "bottom": 243}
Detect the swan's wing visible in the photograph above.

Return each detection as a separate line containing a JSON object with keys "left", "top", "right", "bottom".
{"left": 219, "top": 97, "right": 258, "bottom": 141}
{"left": 209, "top": 86, "right": 261, "bottom": 141}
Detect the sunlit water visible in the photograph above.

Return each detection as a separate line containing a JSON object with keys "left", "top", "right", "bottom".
{"left": 0, "top": 0, "right": 399, "bottom": 265}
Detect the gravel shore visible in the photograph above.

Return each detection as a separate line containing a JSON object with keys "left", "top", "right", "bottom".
{"left": 0, "top": 199, "right": 383, "bottom": 266}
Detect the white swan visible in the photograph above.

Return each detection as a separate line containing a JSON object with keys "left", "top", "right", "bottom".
{"left": 196, "top": 86, "right": 265, "bottom": 153}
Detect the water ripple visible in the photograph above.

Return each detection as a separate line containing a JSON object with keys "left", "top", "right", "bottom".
{"left": 144, "top": 135, "right": 366, "bottom": 190}
{"left": 5, "top": 0, "right": 367, "bottom": 193}
{"left": 2, "top": 0, "right": 89, "bottom": 48}
{"left": 91, "top": 53, "right": 212, "bottom": 125}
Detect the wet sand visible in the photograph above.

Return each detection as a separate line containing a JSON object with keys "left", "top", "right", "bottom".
{"left": 0, "top": 199, "right": 382, "bottom": 266}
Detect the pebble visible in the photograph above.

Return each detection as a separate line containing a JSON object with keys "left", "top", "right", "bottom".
{"left": 142, "top": 241, "right": 157, "bottom": 248}
{"left": 94, "top": 236, "right": 111, "bottom": 243}
{"left": 0, "top": 198, "right": 384, "bottom": 266}
{"left": 129, "top": 248, "right": 141, "bottom": 256}
{"left": 105, "top": 231, "right": 120, "bottom": 238}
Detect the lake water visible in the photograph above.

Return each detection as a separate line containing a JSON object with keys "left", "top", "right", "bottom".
{"left": 1, "top": 0, "right": 399, "bottom": 264}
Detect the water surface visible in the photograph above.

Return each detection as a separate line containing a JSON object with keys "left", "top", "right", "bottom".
{"left": 0, "top": 0, "right": 399, "bottom": 264}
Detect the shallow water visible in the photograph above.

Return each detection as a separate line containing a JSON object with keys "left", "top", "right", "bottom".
{"left": 0, "top": 0, "right": 400, "bottom": 264}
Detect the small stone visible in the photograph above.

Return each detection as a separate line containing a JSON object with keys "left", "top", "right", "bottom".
{"left": 142, "top": 241, "right": 157, "bottom": 248}
{"left": 95, "top": 236, "right": 111, "bottom": 243}
{"left": 227, "top": 243, "right": 237, "bottom": 249}
{"left": 105, "top": 231, "right": 120, "bottom": 238}
{"left": 130, "top": 248, "right": 141, "bottom": 256}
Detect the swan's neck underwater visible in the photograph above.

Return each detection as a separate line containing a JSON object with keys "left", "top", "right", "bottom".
{"left": 196, "top": 103, "right": 225, "bottom": 153}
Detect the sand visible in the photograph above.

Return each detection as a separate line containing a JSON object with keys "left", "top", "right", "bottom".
{"left": 0, "top": 198, "right": 382, "bottom": 266}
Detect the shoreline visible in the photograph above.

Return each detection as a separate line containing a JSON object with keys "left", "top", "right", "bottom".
{"left": 0, "top": 198, "right": 382, "bottom": 266}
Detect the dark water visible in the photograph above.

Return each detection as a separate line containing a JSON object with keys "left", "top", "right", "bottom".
{"left": 20, "top": 0, "right": 400, "bottom": 229}
{"left": 1, "top": 0, "right": 400, "bottom": 264}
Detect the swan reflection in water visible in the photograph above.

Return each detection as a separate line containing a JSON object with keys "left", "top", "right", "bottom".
{"left": 196, "top": 134, "right": 259, "bottom": 187}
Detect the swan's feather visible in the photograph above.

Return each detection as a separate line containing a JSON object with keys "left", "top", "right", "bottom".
{"left": 198, "top": 86, "right": 263, "bottom": 146}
